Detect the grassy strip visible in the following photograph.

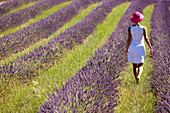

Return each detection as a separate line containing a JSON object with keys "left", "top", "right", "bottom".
{"left": 1, "top": 1, "right": 39, "bottom": 18}
{"left": 1, "top": 2, "right": 131, "bottom": 112}
{"left": 0, "top": 2, "right": 101, "bottom": 111}
{"left": 0, "top": 1, "right": 73, "bottom": 37}
{"left": 115, "top": 4, "right": 155, "bottom": 113}
{"left": 0, "top": 2, "right": 101, "bottom": 104}
{"left": 0, "top": 1, "right": 98, "bottom": 66}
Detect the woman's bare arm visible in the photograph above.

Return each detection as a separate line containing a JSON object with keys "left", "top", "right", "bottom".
{"left": 126, "top": 27, "right": 132, "bottom": 55}
{"left": 143, "top": 27, "right": 153, "bottom": 55}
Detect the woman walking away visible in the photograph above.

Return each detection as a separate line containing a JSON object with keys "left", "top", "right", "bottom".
{"left": 126, "top": 12, "right": 153, "bottom": 84}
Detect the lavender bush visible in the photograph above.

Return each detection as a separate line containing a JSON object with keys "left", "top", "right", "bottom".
{"left": 39, "top": 0, "right": 154, "bottom": 112}
{"left": 0, "top": 0, "right": 101, "bottom": 59}
{"left": 0, "top": 0, "right": 123, "bottom": 97}
{"left": 150, "top": 1, "right": 170, "bottom": 113}
{"left": 0, "top": 0, "right": 73, "bottom": 33}
{"left": 0, "top": 0, "right": 38, "bottom": 17}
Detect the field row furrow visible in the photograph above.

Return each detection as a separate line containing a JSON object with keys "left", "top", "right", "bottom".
{"left": 150, "top": 1, "right": 170, "bottom": 113}
{"left": 0, "top": 2, "right": 102, "bottom": 110}
{"left": 39, "top": 0, "right": 154, "bottom": 112}
{"left": 0, "top": 0, "right": 72, "bottom": 33}
{"left": 0, "top": 1, "right": 72, "bottom": 37}
{"left": 1, "top": 1, "right": 39, "bottom": 19}
{"left": 0, "top": 0, "right": 99, "bottom": 59}
{"left": 0, "top": 2, "right": 100, "bottom": 67}
{"left": 0, "top": 0, "right": 38, "bottom": 17}
{"left": 1, "top": 1, "right": 130, "bottom": 112}
{"left": 0, "top": 0, "right": 114, "bottom": 100}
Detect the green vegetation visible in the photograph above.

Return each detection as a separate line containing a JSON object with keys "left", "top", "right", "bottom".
{"left": 0, "top": 1, "right": 99, "bottom": 66}
{"left": 0, "top": 1, "right": 73, "bottom": 37}
{"left": 0, "top": 2, "right": 131, "bottom": 112}
{"left": 115, "top": 4, "right": 155, "bottom": 113}
{"left": 1, "top": 1, "right": 39, "bottom": 18}
{"left": 0, "top": 2, "right": 101, "bottom": 109}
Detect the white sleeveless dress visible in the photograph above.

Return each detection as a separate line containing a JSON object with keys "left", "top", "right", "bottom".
{"left": 128, "top": 25, "right": 145, "bottom": 63}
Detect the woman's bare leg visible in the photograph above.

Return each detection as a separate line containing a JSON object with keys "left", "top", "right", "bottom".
{"left": 133, "top": 63, "right": 139, "bottom": 84}
{"left": 137, "top": 63, "right": 144, "bottom": 83}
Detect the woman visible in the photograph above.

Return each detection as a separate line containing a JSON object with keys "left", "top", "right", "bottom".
{"left": 126, "top": 12, "right": 153, "bottom": 84}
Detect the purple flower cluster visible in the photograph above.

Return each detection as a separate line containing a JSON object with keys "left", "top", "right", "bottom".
{"left": 150, "top": 1, "right": 170, "bottom": 113}
{"left": 0, "top": 0, "right": 101, "bottom": 59}
{"left": 39, "top": 0, "right": 153, "bottom": 112}
{"left": 0, "top": 0, "right": 121, "bottom": 96}
{"left": 0, "top": 0, "right": 72, "bottom": 33}
{"left": 0, "top": 0, "right": 38, "bottom": 17}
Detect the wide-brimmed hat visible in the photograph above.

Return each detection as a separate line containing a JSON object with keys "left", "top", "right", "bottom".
{"left": 130, "top": 12, "right": 144, "bottom": 23}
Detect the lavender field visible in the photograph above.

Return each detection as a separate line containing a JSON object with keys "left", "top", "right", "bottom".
{"left": 0, "top": 0, "right": 169, "bottom": 112}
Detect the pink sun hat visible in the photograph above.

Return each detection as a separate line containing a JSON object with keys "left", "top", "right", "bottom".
{"left": 130, "top": 12, "right": 144, "bottom": 23}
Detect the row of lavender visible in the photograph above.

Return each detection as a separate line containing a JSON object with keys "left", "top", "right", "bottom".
{"left": 150, "top": 1, "right": 170, "bottom": 113}
{"left": 0, "top": 0, "right": 72, "bottom": 33}
{"left": 0, "top": 0, "right": 38, "bottom": 17}
{"left": 0, "top": 0, "right": 125, "bottom": 97}
{"left": 39, "top": 0, "right": 154, "bottom": 112}
{"left": 0, "top": 0, "right": 98, "bottom": 59}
